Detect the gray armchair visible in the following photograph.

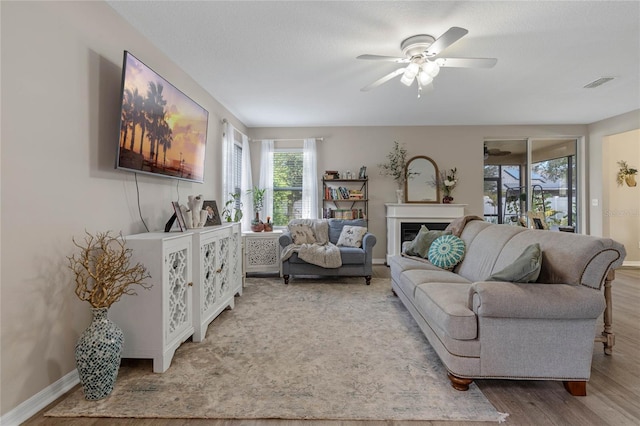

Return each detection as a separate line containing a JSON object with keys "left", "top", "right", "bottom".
{"left": 279, "top": 219, "right": 376, "bottom": 285}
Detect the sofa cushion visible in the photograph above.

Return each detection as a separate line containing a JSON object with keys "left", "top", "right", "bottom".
{"left": 414, "top": 282, "right": 477, "bottom": 340}
{"left": 339, "top": 247, "right": 366, "bottom": 264}
{"left": 428, "top": 235, "right": 466, "bottom": 270}
{"left": 328, "top": 219, "right": 367, "bottom": 244}
{"left": 488, "top": 243, "right": 542, "bottom": 283}
{"left": 404, "top": 226, "right": 451, "bottom": 258}
{"left": 337, "top": 225, "right": 367, "bottom": 248}
{"left": 456, "top": 223, "right": 524, "bottom": 282}
{"left": 397, "top": 269, "right": 471, "bottom": 299}
{"left": 289, "top": 224, "right": 316, "bottom": 245}
{"left": 288, "top": 219, "right": 329, "bottom": 245}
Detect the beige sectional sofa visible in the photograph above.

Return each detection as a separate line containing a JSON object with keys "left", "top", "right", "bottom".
{"left": 389, "top": 218, "right": 626, "bottom": 396}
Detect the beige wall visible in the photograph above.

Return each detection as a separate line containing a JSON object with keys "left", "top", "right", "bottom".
{"left": 0, "top": 1, "right": 246, "bottom": 415}
{"left": 587, "top": 110, "right": 640, "bottom": 239}
{"left": 604, "top": 129, "right": 640, "bottom": 263}
{"left": 249, "top": 124, "right": 588, "bottom": 261}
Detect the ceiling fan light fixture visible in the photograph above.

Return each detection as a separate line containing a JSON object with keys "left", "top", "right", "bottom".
{"left": 400, "top": 62, "right": 419, "bottom": 86}
{"left": 400, "top": 73, "right": 415, "bottom": 86}
{"left": 417, "top": 70, "right": 433, "bottom": 86}
{"left": 423, "top": 60, "right": 440, "bottom": 77}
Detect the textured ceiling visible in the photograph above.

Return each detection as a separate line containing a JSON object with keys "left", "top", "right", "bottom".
{"left": 107, "top": 1, "right": 640, "bottom": 127}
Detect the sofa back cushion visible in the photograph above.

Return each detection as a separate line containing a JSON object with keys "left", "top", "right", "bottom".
{"left": 456, "top": 221, "right": 626, "bottom": 289}
{"left": 288, "top": 219, "right": 329, "bottom": 245}
{"left": 497, "top": 230, "right": 625, "bottom": 289}
{"left": 328, "top": 219, "right": 367, "bottom": 244}
{"left": 456, "top": 222, "right": 524, "bottom": 282}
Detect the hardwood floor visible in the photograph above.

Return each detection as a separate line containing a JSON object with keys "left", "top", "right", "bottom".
{"left": 24, "top": 266, "right": 640, "bottom": 426}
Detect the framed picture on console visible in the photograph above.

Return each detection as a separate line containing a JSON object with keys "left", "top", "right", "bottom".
{"left": 172, "top": 201, "right": 187, "bottom": 231}
{"left": 203, "top": 200, "right": 221, "bottom": 226}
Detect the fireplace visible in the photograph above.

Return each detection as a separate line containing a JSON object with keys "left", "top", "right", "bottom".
{"left": 385, "top": 203, "right": 466, "bottom": 264}
{"left": 400, "top": 222, "right": 449, "bottom": 245}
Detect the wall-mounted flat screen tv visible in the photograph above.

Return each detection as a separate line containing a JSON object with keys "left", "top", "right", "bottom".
{"left": 116, "top": 51, "right": 208, "bottom": 183}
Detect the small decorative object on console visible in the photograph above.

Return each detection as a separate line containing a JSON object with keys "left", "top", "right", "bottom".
{"left": 184, "top": 194, "right": 207, "bottom": 228}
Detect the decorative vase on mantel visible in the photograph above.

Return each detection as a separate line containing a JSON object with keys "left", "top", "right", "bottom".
{"left": 625, "top": 175, "right": 637, "bottom": 187}
{"left": 396, "top": 189, "right": 404, "bottom": 204}
{"left": 442, "top": 195, "right": 454, "bottom": 204}
{"left": 75, "top": 307, "right": 124, "bottom": 400}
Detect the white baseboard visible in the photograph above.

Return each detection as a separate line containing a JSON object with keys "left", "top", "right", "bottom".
{"left": 1, "top": 369, "right": 78, "bottom": 426}
{"left": 372, "top": 258, "right": 387, "bottom": 265}
{"left": 622, "top": 260, "right": 640, "bottom": 268}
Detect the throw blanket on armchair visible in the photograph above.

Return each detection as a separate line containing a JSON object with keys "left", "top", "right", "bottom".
{"left": 281, "top": 219, "right": 342, "bottom": 268}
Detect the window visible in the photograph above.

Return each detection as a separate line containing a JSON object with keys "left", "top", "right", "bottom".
{"left": 231, "top": 139, "right": 242, "bottom": 196}
{"left": 272, "top": 150, "right": 303, "bottom": 226}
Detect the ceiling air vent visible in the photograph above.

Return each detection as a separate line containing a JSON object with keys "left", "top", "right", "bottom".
{"left": 583, "top": 77, "right": 614, "bottom": 89}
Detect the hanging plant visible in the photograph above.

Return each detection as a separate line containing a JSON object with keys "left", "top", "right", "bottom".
{"left": 616, "top": 160, "right": 638, "bottom": 187}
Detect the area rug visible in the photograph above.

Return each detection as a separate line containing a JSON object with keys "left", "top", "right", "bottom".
{"left": 46, "top": 276, "right": 507, "bottom": 422}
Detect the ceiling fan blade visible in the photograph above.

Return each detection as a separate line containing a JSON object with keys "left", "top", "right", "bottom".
{"left": 357, "top": 54, "right": 408, "bottom": 63}
{"left": 436, "top": 57, "right": 498, "bottom": 68}
{"left": 361, "top": 68, "right": 406, "bottom": 91}
{"left": 425, "top": 27, "right": 468, "bottom": 56}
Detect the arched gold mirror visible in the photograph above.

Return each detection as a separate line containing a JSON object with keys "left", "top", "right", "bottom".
{"left": 404, "top": 156, "right": 439, "bottom": 203}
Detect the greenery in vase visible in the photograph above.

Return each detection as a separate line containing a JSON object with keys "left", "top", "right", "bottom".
{"left": 222, "top": 192, "right": 243, "bottom": 222}
{"left": 616, "top": 160, "right": 638, "bottom": 186}
{"left": 67, "top": 231, "right": 151, "bottom": 308}
{"left": 433, "top": 167, "right": 458, "bottom": 197}
{"left": 248, "top": 186, "right": 266, "bottom": 223}
{"left": 378, "top": 141, "right": 411, "bottom": 189}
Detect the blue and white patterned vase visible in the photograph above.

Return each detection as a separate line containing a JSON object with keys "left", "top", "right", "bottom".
{"left": 75, "top": 307, "right": 124, "bottom": 400}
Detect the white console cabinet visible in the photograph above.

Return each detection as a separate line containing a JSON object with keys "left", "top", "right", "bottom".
{"left": 110, "top": 232, "right": 194, "bottom": 373}
{"left": 191, "top": 223, "right": 242, "bottom": 342}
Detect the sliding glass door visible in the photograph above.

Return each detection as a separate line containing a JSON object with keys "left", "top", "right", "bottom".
{"left": 483, "top": 138, "right": 579, "bottom": 231}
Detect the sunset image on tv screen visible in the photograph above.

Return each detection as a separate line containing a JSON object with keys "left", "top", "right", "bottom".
{"left": 117, "top": 51, "right": 208, "bottom": 183}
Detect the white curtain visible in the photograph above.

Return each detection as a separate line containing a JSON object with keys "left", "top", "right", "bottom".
{"left": 240, "top": 133, "right": 252, "bottom": 232}
{"left": 302, "top": 138, "right": 318, "bottom": 218}
{"left": 259, "top": 140, "right": 274, "bottom": 222}
{"left": 221, "top": 121, "right": 235, "bottom": 202}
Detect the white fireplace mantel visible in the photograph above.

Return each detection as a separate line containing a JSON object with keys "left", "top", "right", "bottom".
{"left": 385, "top": 203, "right": 467, "bottom": 264}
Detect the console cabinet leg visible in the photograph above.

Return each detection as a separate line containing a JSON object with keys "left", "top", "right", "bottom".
{"left": 283, "top": 275, "right": 289, "bottom": 284}
{"left": 365, "top": 275, "right": 371, "bottom": 285}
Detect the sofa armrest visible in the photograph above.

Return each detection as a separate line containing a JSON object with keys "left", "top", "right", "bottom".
{"left": 279, "top": 232, "right": 293, "bottom": 248}
{"left": 468, "top": 281, "right": 605, "bottom": 319}
{"left": 362, "top": 233, "right": 377, "bottom": 253}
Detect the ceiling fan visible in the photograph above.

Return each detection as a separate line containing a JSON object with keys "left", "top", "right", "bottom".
{"left": 484, "top": 144, "right": 512, "bottom": 159}
{"left": 357, "top": 27, "right": 497, "bottom": 97}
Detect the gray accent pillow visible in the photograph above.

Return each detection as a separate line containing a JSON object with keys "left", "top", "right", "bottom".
{"left": 487, "top": 243, "right": 542, "bottom": 283}
{"left": 404, "top": 226, "right": 452, "bottom": 258}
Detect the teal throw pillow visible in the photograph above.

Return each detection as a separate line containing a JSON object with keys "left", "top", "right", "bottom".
{"left": 427, "top": 235, "right": 466, "bottom": 270}
{"left": 487, "top": 243, "right": 542, "bottom": 283}
{"left": 405, "top": 226, "right": 452, "bottom": 258}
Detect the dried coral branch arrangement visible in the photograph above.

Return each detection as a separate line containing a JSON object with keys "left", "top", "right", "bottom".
{"left": 67, "top": 230, "right": 151, "bottom": 308}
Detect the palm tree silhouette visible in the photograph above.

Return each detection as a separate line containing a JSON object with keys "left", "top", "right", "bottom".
{"left": 120, "top": 90, "right": 133, "bottom": 148}
{"left": 146, "top": 81, "right": 167, "bottom": 164}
